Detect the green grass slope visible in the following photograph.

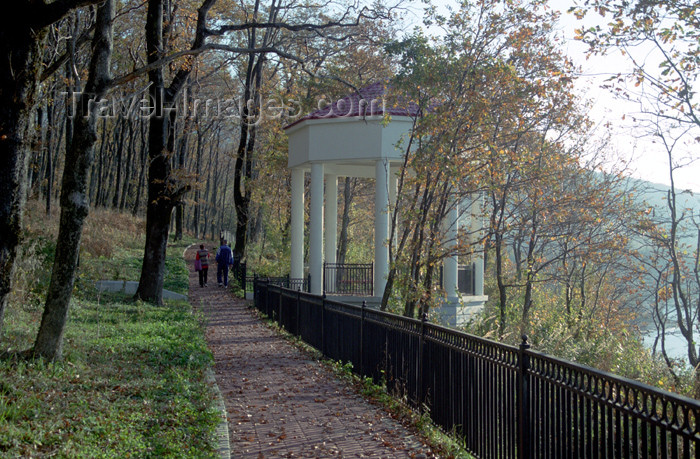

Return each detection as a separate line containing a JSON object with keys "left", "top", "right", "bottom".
{"left": 0, "top": 203, "right": 220, "bottom": 458}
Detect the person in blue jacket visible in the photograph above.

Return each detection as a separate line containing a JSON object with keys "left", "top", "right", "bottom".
{"left": 216, "top": 240, "right": 234, "bottom": 287}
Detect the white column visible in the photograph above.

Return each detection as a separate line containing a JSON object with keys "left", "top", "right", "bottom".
{"left": 309, "top": 163, "right": 324, "bottom": 294}
{"left": 443, "top": 200, "right": 459, "bottom": 298}
{"left": 324, "top": 174, "right": 338, "bottom": 265}
{"left": 470, "top": 193, "right": 485, "bottom": 296}
{"left": 389, "top": 167, "right": 398, "bottom": 241}
{"left": 290, "top": 168, "right": 305, "bottom": 280}
{"left": 374, "top": 159, "right": 389, "bottom": 297}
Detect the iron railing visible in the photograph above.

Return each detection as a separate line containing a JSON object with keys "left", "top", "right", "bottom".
{"left": 245, "top": 275, "right": 255, "bottom": 294}
{"left": 436, "top": 263, "right": 476, "bottom": 295}
{"left": 289, "top": 277, "right": 309, "bottom": 292}
{"left": 245, "top": 274, "right": 310, "bottom": 296}
{"left": 458, "top": 263, "right": 475, "bottom": 295}
{"left": 323, "top": 262, "right": 373, "bottom": 296}
{"left": 245, "top": 263, "right": 471, "bottom": 298}
{"left": 253, "top": 279, "right": 700, "bottom": 459}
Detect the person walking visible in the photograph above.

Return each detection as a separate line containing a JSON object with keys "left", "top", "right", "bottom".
{"left": 196, "top": 244, "right": 210, "bottom": 287}
{"left": 216, "top": 239, "right": 233, "bottom": 287}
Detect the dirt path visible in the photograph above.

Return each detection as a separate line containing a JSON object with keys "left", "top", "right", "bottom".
{"left": 186, "top": 247, "right": 436, "bottom": 458}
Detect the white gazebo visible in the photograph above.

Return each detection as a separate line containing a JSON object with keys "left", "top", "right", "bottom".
{"left": 284, "top": 82, "right": 487, "bottom": 325}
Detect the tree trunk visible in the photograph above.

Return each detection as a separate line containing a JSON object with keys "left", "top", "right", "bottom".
{"left": 134, "top": 113, "right": 172, "bottom": 304}
{"left": 104, "top": 125, "right": 119, "bottom": 207}
{"left": 218, "top": 156, "right": 231, "bottom": 240}
{"left": 521, "top": 269, "right": 534, "bottom": 337}
{"left": 34, "top": 104, "right": 48, "bottom": 200}
{"left": 495, "top": 236, "right": 508, "bottom": 337}
{"left": 201, "top": 137, "right": 214, "bottom": 238}
{"left": 33, "top": 0, "right": 113, "bottom": 360}
{"left": 50, "top": 104, "right": 67, "bottom": 212}
{"left": 193, "top": 129, "right": 204, "bottom": 238}
{"left": 233, "top": 9, "right": 264, "bottom": 261}
{"left": 336, "top": 177, "right": 354, "bottom": 264}
{"left": 403, "top": 182, "right": 433, "bottom": 318}
{"left": 0, "top": 21, "right": 47, "bottom": 333}
{"left": 216, "top": 142, "right": 231, "bottom": 241}
{"left": 174, "top": 203, "right": 184, "bottom": 239}
{"left": 490, "top": 189, "right": 509, "bottom": 339}
{"left": 135, "top": 0, "right": 172, "bottom": 305}
{"left": 174, "top": 93, "right": 191, "bottom": 241}
{"left": 134, "top": 0, "right": 215, "bottom": 303}
{"left": 119, "top": 120, "right": 136, "bottom": 210}
{"left": 112, "top": 118, "right": 126, "bottom": 208}
{"left": 135, "top": 0, "right": 172, "bottom": 304}
{"left": 135, "top": 92, "right": 182, "bottom": 304}
{"left": 206, "top": 137, "right": 220, "bottom": 241}
{"left": 93, "top": 118, "right": 107, "bottom": 205}
{"left": 44, "top": 101, "right": 54, "bottom": 215}
{"left": 520, "top": 203, "right": 539, "bottom": 337}
{"left": 132, "top": 121, "right": 148, "bottom": 216}
{"left": 208, "top": 168, "right": 219, "bottom": 241}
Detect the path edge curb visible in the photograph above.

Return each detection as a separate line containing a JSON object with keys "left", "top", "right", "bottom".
{"left": 206, "top": 367, "right": 231, "bottom": 459}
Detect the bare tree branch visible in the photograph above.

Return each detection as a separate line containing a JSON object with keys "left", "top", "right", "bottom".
{"left": 109, "top": 43, "right": 305, "bottom": 88}
{"left": 32, "top": 0, "right": 103, "bottom": 28}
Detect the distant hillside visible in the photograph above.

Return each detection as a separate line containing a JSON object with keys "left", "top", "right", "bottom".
{"left": 628, "top": 177, "right": 700, "bottom": 214}
{"left": 622, "top": 177, "right": 699, "bottom": 249}
{"left": 617, "top": 177, "right": 698, "bottom": 359}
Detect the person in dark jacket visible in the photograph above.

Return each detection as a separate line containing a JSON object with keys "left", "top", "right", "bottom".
{"left": 216, "top": 240, "right": 233, "bottom": 287}
{"left": 196, "top": 244, "right": 209, "bottom": 287}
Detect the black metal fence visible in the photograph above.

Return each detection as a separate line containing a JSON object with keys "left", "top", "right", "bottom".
{"left": 253, "top": 279, "right": 700, "bottom": 459}
{"left": 244, "top": 262, "right": 467, "bottom": 299}
{"left": 244, "top": 274, "right": 307, "bottom": 296}
{"left": 323, "top": 262, "right": 373, "bottom": 296}
{"left": 289, "top": 277, "right": 308, "bottom": 292}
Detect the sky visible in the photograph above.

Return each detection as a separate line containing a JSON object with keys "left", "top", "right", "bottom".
{"left": 405, "top": 0, "right": 700, "bottom": 193}
{"left": 550, "top": 0, "right": 700, "bottom": 193}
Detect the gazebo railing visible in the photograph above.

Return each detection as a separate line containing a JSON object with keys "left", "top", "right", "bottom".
{"left": 458, "top": 263, "right": 475, "bottom": 295}
{"left": 323, "top": 262, "right": 373, "bottom": 296}
{"left": 289, "top": 276, "right": 309, "bottom": 292}
{"left": 434, "top": 263, "right": 476, "bottom": 295}
{"left": 243, "top": 274, "right": 310, "bottom": 297}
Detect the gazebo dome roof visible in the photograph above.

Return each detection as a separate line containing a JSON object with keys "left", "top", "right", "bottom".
{"left": 285, "top": 81, "right": 418, "bottom": 176}
{"left": 284, "top": 81, "right": 419, "bottom": 130}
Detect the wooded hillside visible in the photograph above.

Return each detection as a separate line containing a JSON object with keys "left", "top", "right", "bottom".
{"left": 0, "top": 0, "right": 698, "bottom": 397}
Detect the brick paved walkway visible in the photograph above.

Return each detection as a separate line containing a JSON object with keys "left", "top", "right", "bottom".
{"left": 186, "top": 247, "right": 436, "bottom": 458}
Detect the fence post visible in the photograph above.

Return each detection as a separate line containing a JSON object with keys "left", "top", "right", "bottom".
{"left": 296, "top": 287, "right": 300, "bottom": 337}
{"left": 360, "top": 300, "right": 366, "bottom": 376}
{"left": 277, "top": 283, "right": 282, "bottom": 325}
{"left": 253, "top": 277, "right": 257, "bottom": 309}
{"left": 254, "top": 273, "right": 258, "bottom": 297}
{"left": 418, "top": 312, "right": 427, "bottom": 407}
{"left": 241, "top": 262, "right": 247, "bottom": 298}
{"left": 517, "top": 334, "right": 531, "bottom": 459}
{"left": 321, "top": 292, "right": 326, "bottom": 358}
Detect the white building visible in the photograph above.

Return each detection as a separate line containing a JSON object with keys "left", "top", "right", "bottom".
{"left": 284, "top": 82, "right": 487, "bottom": 326}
